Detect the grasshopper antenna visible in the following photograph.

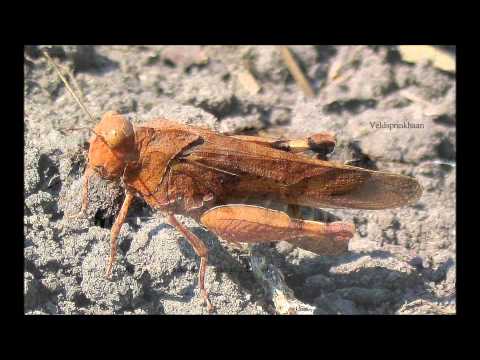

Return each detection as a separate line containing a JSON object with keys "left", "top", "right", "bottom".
{"left": 41, "top": 48, "right": 112, "bottom": 145}
{"left": 40, "top": 47, "right": 97, "bottom": 124}
{"left": 41, "top": 47, "right": 99, "bottom": 218}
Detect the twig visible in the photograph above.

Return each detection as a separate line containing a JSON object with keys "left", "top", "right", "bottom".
{"left": 250, "top": 244, "right": 315, "bottom": 314}
{"left": 279, "top": 46, "right": 314, "bottom": 97}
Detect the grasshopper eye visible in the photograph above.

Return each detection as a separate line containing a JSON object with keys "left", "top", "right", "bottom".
{"left": 97, "top": 112, "right": 134, "bottom": 149}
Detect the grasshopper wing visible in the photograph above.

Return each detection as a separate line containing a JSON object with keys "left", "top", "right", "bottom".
{"left": 182, "top": 130, "right": 422, "bottom": 210}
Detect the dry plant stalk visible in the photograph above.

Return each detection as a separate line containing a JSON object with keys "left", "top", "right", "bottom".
{"left": 42, "top": 48, "right": 422, "bottom": 314}
{"left": 279, "top": 46, "right": 315, "bottom": 97}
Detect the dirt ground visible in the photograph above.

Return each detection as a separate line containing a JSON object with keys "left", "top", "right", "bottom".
{"left": 24, "top": 45, "right": 456, "bottom": 315}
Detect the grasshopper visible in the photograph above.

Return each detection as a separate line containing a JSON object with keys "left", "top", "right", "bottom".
{"left": 43, "top": 49, "right": 422, "bottom": 313}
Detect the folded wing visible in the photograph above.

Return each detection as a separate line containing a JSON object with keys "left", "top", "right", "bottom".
{"left": 183, "top": 131, "right": 422, "bottom": 210}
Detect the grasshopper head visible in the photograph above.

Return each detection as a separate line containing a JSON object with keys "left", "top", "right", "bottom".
{"left": 87, "top": 111, "right": 137, "bottom": 180}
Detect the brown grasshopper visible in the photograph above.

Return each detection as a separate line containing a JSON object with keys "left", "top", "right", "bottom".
{"left": 77, "top": 111, "right": 421, "bottom": 312}
{"left": 42, "top": 50, "right": 422, "bottom": 313}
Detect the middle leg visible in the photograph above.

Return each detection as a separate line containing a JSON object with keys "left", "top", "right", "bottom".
{"left": 166, "top": 214, "right": 214, "bottom": 313}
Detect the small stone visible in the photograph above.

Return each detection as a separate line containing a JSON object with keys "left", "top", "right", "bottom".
{"left": 219, "top": 114, "right": 264, "bottom": 134}
{"left": 177, "top": 74, "right": 234, "bottom": 117}
{"left": 161, "top": 46, "right": 209, "bottom": 69}
{"left": 270, "top": 107, "right": 291, "bottom": 126}
{"left": 25, "top": 191, "right": 55, "bottom": 215}
{"left": 275, "top": 241, "right": 295, "bottom": 255}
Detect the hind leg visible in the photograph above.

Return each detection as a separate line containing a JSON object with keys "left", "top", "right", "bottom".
{"left": 200, "top": 204, "right": 355, "bottom": 256}
{"left": 230, "top": 132, "right": 335, "bottom": 159}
